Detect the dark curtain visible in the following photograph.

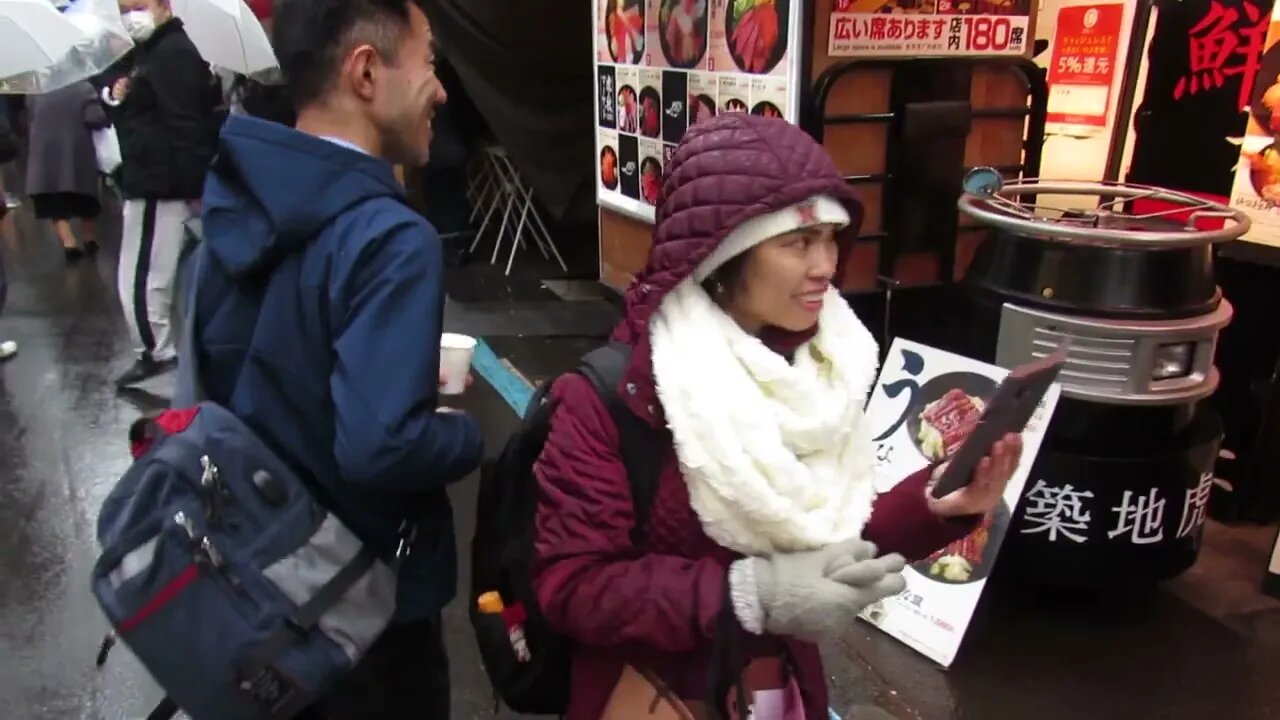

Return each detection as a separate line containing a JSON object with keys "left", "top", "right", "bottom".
{"left": 422, "top": 1, "right": 596, "bottom": 224}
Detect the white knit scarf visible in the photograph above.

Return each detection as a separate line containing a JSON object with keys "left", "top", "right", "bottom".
{"left": 649, "top": 279, "right": 881, "bottom": 556}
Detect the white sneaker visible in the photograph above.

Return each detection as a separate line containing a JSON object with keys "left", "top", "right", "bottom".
{"left": 0, "top": 340, "right": 15, "bottom": 359}
{"left": 3, "top": 197, "right": 17, "bottom": 210}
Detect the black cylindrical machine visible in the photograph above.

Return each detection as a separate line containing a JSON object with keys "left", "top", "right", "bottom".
{"left": 952, "top": 169, "right": 1250, "bottom": 588}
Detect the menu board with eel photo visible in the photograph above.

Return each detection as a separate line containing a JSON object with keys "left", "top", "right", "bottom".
{"left": 860, "top": 339, "right": 1061, "bottom": 668}
{"left": 594, "top": 0, "right": 806, "bottom": 222}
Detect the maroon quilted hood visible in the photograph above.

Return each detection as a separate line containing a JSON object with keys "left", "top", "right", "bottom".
{"left": 613, "top": 113, "right": 865, "bottom": 425}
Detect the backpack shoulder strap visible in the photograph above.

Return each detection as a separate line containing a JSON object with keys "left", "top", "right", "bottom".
{"left": 577, "top": 342, "right": 664, "bottom": 546}
{"left": 173, "top": 221, "right": 207, "bottom": 406}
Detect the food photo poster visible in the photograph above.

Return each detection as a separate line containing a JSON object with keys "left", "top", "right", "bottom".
{"left": 1231, "top": 0, "right": 1280, "bottom": 249}
{"left": 594, "top": 0, "right": 805, "bottom": 222}
{"left": 860, "top": 339, "right": 1061, "bottom": 668}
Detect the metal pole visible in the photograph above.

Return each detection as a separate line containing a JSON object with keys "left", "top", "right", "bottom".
{"left": 1104, "top": 0, "right": 1155, "bottom": 182}
{"left": 798, "top": 0, "right": 817, "bottom": 137}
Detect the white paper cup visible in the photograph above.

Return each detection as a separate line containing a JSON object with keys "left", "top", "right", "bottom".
{"left": 439, "top": 333, "right": 477, "bottom": 395}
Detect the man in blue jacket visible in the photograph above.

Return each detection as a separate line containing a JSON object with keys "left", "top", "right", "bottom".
{"left": 188, "top": 0, "right": 483, "bottom": 716}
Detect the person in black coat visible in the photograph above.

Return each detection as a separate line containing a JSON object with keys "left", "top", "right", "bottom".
{"left": 25, "top": 81, "right": 110, "bottom": 261}
{"left": 102, "top": 0, "right": 222, "bottom": 388}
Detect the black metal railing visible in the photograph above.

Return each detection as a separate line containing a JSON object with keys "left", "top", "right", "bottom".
{"left": 803, "top": 57, "right": 1048, "bottom": 282}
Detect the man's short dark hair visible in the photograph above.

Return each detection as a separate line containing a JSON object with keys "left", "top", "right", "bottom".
{"left": 271, "top": 0, "right": 415, "bottom": 110}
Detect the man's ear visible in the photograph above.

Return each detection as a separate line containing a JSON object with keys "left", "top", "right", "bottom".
{"left": 343, "top": 44, "right": 380, "bottom": 101}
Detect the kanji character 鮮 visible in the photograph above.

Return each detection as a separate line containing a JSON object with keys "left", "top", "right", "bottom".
{"left": 1174, "top": 0, "right": 1267, "bottom": 108}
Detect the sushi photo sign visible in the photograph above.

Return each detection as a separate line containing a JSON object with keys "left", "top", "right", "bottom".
{"left": 593, "top": 0, "right": 806, "bottom": 223}
{"left": 859, "top": 338, "right": 1061, "bottom": 668}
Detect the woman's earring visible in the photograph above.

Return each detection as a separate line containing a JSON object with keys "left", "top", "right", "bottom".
{"left": 713, "top": 279, "right": 725, "bottom": 296}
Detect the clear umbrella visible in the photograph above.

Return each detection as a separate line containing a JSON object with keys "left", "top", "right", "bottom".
{"left": 0, "top": 0, "right": 132, "bottom": 94}
{"left": 171, "top": 0, "right": 277, "bottom": 77}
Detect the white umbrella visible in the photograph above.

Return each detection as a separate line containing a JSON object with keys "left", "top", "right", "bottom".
{"left": 171, "top": 0, "right": 277, "bottom": 76}
{"left": 0, "top": 0, "right": 132, "bottom": 94}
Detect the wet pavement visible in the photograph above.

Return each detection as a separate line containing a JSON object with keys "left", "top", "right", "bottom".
{"left": 2, "top": 166, "right": 1280, "bottom": 719}
{"left": 0, "top": 183, "right": 160, "bottom": 717}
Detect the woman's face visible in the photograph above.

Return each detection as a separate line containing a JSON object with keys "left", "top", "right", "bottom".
{"left": 719, "top": 225, "right": 840, "bottom": 334}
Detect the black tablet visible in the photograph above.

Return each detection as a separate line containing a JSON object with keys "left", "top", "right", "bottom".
{"left": 929, "top": 345, "right": 1067, "bottom": 500}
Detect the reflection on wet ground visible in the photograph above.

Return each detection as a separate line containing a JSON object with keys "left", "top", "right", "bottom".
{"left": 0, "top": 187, "right": 160, "bottom": 716}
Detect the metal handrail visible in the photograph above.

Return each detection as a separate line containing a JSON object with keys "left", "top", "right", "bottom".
{"left": 957, "top": 176, "right": 1251, "bottom": 248}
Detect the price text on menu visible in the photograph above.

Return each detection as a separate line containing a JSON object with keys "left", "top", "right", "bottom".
{"left": 827, "top": 0, "right": 1032, "bottom": 57}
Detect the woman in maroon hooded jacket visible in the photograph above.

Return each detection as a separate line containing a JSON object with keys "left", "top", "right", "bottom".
{"left": 531, "top": 114, "right": 1022, "bottom": 719}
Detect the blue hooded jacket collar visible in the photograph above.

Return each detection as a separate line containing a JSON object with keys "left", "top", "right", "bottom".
{"left": 202, "top": 115, "right": 406, "bottom": 280}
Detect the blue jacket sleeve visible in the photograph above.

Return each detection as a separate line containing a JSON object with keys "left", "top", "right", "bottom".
{"left": 330, "top": 219, "right": 484, "bottom": 491}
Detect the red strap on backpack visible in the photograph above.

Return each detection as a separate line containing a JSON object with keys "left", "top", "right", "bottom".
{"left": 128, "top": 408, "right": 201, "bottom": 459}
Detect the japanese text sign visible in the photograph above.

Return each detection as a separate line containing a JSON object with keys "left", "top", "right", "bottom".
{"left": 1180, "top": 0, "right": 1269, "bottom": 110}
{"left": 828, "top": 0, "right": 1031, "bottom": 57}
{"left": 1020, "top": 473, "right": 1214, "bottom": 547}
{"left": 1046, "top": 3, "right": 1124, "bottom": 129}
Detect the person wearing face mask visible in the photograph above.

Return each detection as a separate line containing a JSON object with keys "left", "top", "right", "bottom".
{"left": 182, "top": 0, "right": 481, "bottom": 717}
{"left": 102, "top": 0, "right": 222, "bottom": 389}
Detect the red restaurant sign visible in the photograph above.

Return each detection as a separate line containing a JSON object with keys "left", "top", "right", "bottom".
{"left": 1046, "top": 4, "right": 1124, "bottom": 128}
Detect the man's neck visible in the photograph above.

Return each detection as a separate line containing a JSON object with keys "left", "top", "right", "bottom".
{"left": 295, "top": 107, "right": 383, "bottom": 159}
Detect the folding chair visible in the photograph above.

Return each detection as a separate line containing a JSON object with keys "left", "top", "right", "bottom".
{"left": 469, "top": 145, "right": 567, "bottom": 276}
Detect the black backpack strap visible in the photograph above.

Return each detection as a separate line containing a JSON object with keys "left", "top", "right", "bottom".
{"left": 143, "top": 697, "right": 179, "bottom": 720}
{"left": 577, "top": 342, "right": 664, "bottom": 546}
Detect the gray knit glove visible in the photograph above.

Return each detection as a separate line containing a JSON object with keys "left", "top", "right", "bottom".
{"left": 728, "top": 539, "right": 906, "bottom": 642}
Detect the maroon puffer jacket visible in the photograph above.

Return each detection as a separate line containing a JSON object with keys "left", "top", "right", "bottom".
{"left": 532, "top": 114, "right": 973, "bottom": 719}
